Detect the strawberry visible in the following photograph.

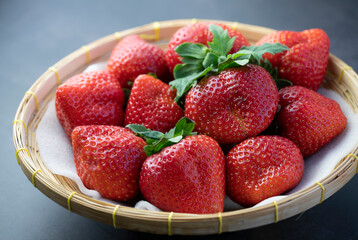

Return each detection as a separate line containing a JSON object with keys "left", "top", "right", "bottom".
{"left": 127, "top": 117, "right": 225, "bottom": 214}
{"left": 165, "top": 22, "right": 250, "bottom": 73}
{"left": 256, "top": 29, "right": 330, "bottom": 91}
{"left": 124, "top": 74, "right": 184, "bottom": 133}
{"left": 277, "top": 86, "right": 347, "bottom": 156}
{"left": 107, "top": 35, "right": 171, "bottom": 88}
{"left": 185, "top": 65, "right": 279, "bottom": 144}
{"left": 169, "top": 25, "right": 288, "bottom": 144}
{"left": 226, "top": 135, "right": 304, "bottom": 207}
{"left": 72, "top": 125, "right": 147, "bottom": 201}
{"left": 55, "top": 70, "right": 125, "bottom": 139}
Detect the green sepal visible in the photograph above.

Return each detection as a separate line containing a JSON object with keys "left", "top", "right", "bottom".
{"left": 179, "top": 57, "right": 203, "bottom": 65}
{"left": 170, "top": 117, "right": 196, "bottom": 137}
{"left": 125, "top": 124, "right": 164, "bottom": 140}
{"left": 175, "top": 43, "right": 208, "bottom": 60}
{"left": 170, "top": 66, "right": 213, "bottom": 103}
{"left": 238, "top": 43, "right": 290, "bottom": 64}
{"left": 202, "top": 52, "right": 219, "bottom": 69}
{"left": 174, "top": 63, "right": 203, "bottom": 79}
{"left": 147, "top": 72, "right": 158, "bottom": 79}
{"left": 217, "top": 56, "right": 249, "bottom": 72}
{"left": 126, "top": 117, "right": 197, "bottom": 156}
{"left": 207, "top": 24, "right": 236, "bottom": 56}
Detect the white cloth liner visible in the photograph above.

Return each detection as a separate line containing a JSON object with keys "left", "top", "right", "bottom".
{"left": 36, "top": 61, "right": 358, "bottom": 211}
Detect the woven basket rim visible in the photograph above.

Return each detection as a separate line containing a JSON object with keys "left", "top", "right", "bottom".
{"left": 12, "top": 19, "right": 358, "bottom": 235}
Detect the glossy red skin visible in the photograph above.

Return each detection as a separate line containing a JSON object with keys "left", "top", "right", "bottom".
{"left": 185, "top": 65, "right": 279, "bottom": 144}
{"left": 256, "top": 29, "right": 330, "bottom": 91}
{"left": 107, "top": 35, "right": 171, "bottom": 88}
{"left": 226, "top": 135, "right": 304, "bottom": 207}
{"left": 124, "top": 75, "right": 184, "bottom": 132}
{"left": 55, "top": 70, "right": 125, "bottom": 140}
{"left": 277, "top": 86, "right": 347, "bottom": 156}
{"left": 72, "top": 125, "right": 147, "bottom": 201}
{"left": 139, "top": 135, "right": 225, "bottom": 214}
{"left": 165, "top": 22, "right": 250, "bottom": 73}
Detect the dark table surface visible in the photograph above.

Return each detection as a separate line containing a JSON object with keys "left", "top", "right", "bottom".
{"left": 2, "top": 0, "right": 358, "bottom": 239}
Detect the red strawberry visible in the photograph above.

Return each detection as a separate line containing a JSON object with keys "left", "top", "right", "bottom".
{"left": 169, "top": 25, "right": 289, "bottom": 145}
{"left": 166, "top": 22, "right": 250, "bottom": 73}
{"left": 72, "top": 125, "right": 147, "bottom": 201}
{"left": 185, "top": 65, "right": 279, "bottom": 144}
{"left": 124, "top": 74, "right": 184, "bottom": 133}
{"left": 256, "top": 29, "right": 330, "bottom": 91}
{"left": 277, "top": 86, "right": 347, "bottom": 156}
{"left": 226, "top": 135, "right": 304, "bottom": 207}
{"left": 107, "top": 35, "right": 171, "bottom": 88}
{"left": 140, "top": 134, "right": 225, "bottom": 214}
{"left": 127, "top": 117, "right": 225, "bottom": 214}
{"left": 55, "top": 70, "right": 125, "bottom": 139}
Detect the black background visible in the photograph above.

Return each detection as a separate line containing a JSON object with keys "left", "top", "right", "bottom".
{"left": 1, "top": 0, "right": 358, "bottom": 239}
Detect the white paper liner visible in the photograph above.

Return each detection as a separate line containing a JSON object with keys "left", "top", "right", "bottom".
{"left": 36, "top": 62, "right": 358, "bottom": 212}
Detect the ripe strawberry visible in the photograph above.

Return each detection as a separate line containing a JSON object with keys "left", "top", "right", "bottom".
{"left": 166, "top": 22, "right": 250, "bottom": 73}
{"left": 256, "top": 29, "right": 330, "bottom": 91}
{"left": 107, "top": 35, "right": 171, "bottom": 88}
{"left": 226, "top": 135, "right": 304, "bottom": 207}
{"left": 168, "top": 25, "right": 289, "bottom": 144}
{"left": 139, "top": 135, "right": 225, "bottom": 214}
{"left": 124, "top": 74, "right": 184, "bottom": 133}
{"left": 72, "top": 125, "right": 147, "bottom": 201}
{"left": 55, "top": 70, "right": 125, "bottom": 139}
{"left": 185, "top": 65, "right": 279, "bottom": 144}
{"left": 277, "top": 86, "right": 347, "bottom": 156}
{"left": 128, "top": 117, "right": 225, "bottom": 214}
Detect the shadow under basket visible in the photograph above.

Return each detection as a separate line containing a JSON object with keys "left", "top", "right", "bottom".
{"left": 12, "top": 19, "right": 358, "bottom": 235}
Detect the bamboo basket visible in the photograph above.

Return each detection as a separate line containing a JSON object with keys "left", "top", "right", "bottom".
{"left": 12, "top": 19, "right": 358, "bottom": 235}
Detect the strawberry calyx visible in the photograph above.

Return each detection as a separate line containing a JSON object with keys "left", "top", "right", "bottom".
{"left": 126, "top": 117, "right": 197, "bottom": 156}
{"left": 169, "top": 24, "right": 290, "bottom": 104}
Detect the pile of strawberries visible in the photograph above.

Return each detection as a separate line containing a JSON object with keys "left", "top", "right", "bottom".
{"left": 55, "top": 22, "right": 347, "bottom": 214}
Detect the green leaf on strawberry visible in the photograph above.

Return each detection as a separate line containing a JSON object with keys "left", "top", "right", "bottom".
{"left": 170, "top": 67, "right": 213, "bottom": 103}
{"left": 207, "top": 24, "right": 236, "bottom": 56}
{"left": 169, "top": 24, "right": 290, "bottom": 103}
{"left": 237, "top": 43, "right": 291, "bottom": 64}
{"left": 126, "top": 117, "right": 197, "bottom": 156}
{"left": 125, "top": 124, "right": 164, "bottom": 140}
{"left": 174, "top": 43, "right": 209, "bottom": 64}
